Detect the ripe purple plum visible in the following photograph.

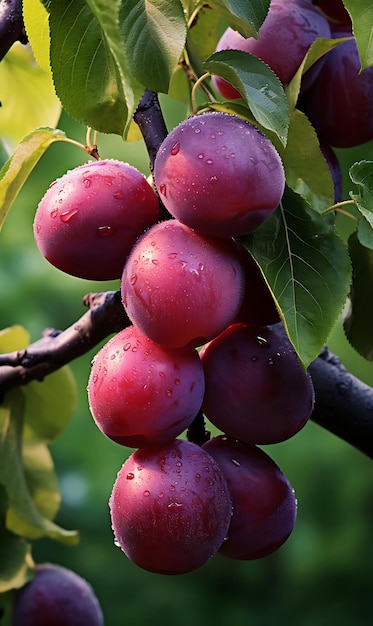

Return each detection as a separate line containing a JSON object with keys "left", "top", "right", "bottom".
{"left": 302, "top": 33, "right": 373, "bottom": 147}
{"left": 312, "top": 0, "right": 351, "bottom": 25}
{"left": 212, "top": 0, "right": 331, "bottom": 99}
{"left": 109, "top": 439, "right": 232, "bottom": 574}
{"left": 33, "top": 159, "right": 161, "bottom": 280}
{"left": 200, "top": 322, "right": 314, "bottom": 444}
{"left": 153, "top": 112, "right": 285, "bottom": 237}
{"left": 11, "top": 563, "right": 104, "bottom": 626}
{"left": 234, "top": 244, "right": 280, "bottom": 326}
{"left": 121, "top": 219, "right": 245, "bottom": 349}
{"left": 203, "top": 436, "right": 297, "bottom": 559}
{"left": 87, "top": 325, "right": 205, "bottom": 448}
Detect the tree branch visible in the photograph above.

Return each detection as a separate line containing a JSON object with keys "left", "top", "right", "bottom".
{"left": 0, "top": 291, "right": 372, "bottom": 459}
{"left": 0, "top": 0, "right": 27, "bottom": 62}
{"left": 0, "top": 291, "right": 129, "bottom": 398}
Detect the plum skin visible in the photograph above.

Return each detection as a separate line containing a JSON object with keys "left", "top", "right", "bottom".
{"left": 87, "top": 325, "right": 205, "bottom": 448}
{"left": 109, "top": 439, "right": 233, "bottom": 574}
{"left": 121, "top": 219, "right": 246, "bottom": 349}
{"left": 153, "top": 112, "right": 285, "bottom": 238}
{"left": 212, "top": 0, "right": 331, "bottom": 99}
{"left": 11, "top": 563, "right": 104, "bottom": 626}
{"left": 200, "top": 322, "right": 315, "bottom": 445}
{"left": 33, "top": 159, "right": 161, "bottom": 280}
{"left": 203, "top": 436, "right": 297, "bottom": 560}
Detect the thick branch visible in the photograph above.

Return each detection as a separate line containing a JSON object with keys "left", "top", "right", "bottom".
{"left": 308, "top": 347, "right": 373, "bottom": 458}
{"left": 0, "top": 291, "right": 372, "bottom": 458}
{"left": 0, "top": 0, "right": 27, "bottom": 62}
{"left": 0, "top": 291, "right": 129, "bottom": 398}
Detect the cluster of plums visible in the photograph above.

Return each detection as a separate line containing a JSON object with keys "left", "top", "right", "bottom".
{"left": 31, "top": 107, "right": 316, "bottom": 575}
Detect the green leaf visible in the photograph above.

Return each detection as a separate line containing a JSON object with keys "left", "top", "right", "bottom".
{"left": 0, "top": 391, "right": 79, "bottom": 545}
{"left": 119, "top": 0, "right": 187, "bottom": 94}
{"left": 23, "top": 366, "right": 78, "bottom": 444}
{"left": 343, "top": 232, "right": 373, "bottom": 360}
{"left": 22, "top": 0, "right": 52, "bottom": 73}
{"left": 242, "top": 186, "right": 352, "bottom": 367}
{"left": 280, "top": 109, "right": 335, "bottom": 213}
{"left": 349, "top": 160, "right": 373, "bottom": 249}
{"left": 344, "top": 0, "right": 373, "bottom": 69}
{"left": 0, "top": 128, "right": 69, "bottom": 231}
{"left": 187, "top": 4, "right": 222, "bottom": 63}
{"left": 204, "top": 50, "right": 289, "bottom": 144}
{"left": 286, "top": 37, "right": 351, "bottom": 112}
{"left": 0, "top": 326, "right": 30, "bottom": 353}
{"left": 207, "top": 0, "right": 270, "bottom": 38}
{"left": 48, "top": 0, "right": 144, "bottom": 136}
{"left": 0, "top": 44, "right": 61, "bottom": 151}
{"left": 0, "top": 484, "right": 33, "bottom": 593}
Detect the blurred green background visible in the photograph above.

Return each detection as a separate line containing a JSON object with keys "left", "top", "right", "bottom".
{"left": 1, "top": 99, "right": 373, "bottom": 626}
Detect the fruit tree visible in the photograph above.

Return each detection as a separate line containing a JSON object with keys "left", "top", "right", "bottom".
{"left": 1, "top": 0, "right": 373, "bottom": 623}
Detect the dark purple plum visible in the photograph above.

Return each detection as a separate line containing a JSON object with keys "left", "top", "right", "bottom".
{"left": 200, "top": 322, "right": 314, "bottom": 444}
{"left": 11, "top": 563, "right": 104, "bottom": 626}
{"left": 203, "top": 436, "right": 297, "bottom": 559}
{"left": 34, "top": 159, "right": 161, "bottom": 280}
{"left": 153, "top": 112, "right": 285, "bottom": 238}
{"left": 88, "top": 325, "right": 205, "bottom": 448}
{"left": 109, "top": 439, "right": 232, "bottom": 574}
{"left": 121, "top": 219, "right": 245, "bottom": 349}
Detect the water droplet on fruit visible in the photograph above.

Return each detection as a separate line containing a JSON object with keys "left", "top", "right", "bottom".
{"left": 231, "top": 458, "right": 241, "bottom": 467}
{"left": 176, "top": 461, "right": 182, "bottom": 467}
{"left": 195, "top": 473, "right": 201, "bottom": 483}
{"left": 256, "top": 335, "right": 269, "bottom": 347}
{"left": 50, "top": 209, "right": 58, "bottom": 219}
{"left": 168, "top": 502, "right": 183, "bottom": 509}
{"left": 168, "top": 252, "right": 178, "bottom": 259}
{"left": 83, "top": 178, "right": 92, "bottom": 188}
{"left": 206, "top": 159, "right": 214, "bottom": 165}
{"left": 159, "top": 183, "right": 167, "bottom": 196}
{"left": 113, "top": 190, "right": 125, "bottom": 199}
{"left": 268, "top": 357, "right": 274, "bottom": 365}
{"left": 174, "top": 378, "right": 180, "bottom": 385}
{"left": 151, "top": 259, "right": 159, "bottom": 265}
{"left": 251, "top": 356, "right": 258, "bottom": 362}
{"left": 159, "top": 371, "right": 165, "bottom": 378}
{"left": 194, "top": 128, "right": 201, "bottom": 134}
{"left": 92, "top": 374, "right": 98, "bottom": 384}
{"left": 198, "top": 153, "right": 204, "bottom": 159}
{"left": 143, "top": 490, "right": 150, "bottom": 497}
{"left": 113, "top": 537, "right": 121, "bottom": 548}
{"left": 130, "top": 274, "right": 137, "bottom": 285}
{"left": 171, "top": 142, "right": 180, "bottom": 155}
{"left": 165, "top": 389, "right": 173, "bottom": 397}
{"left": 60, "top": 208, "right": 78, "bottom": 222}
{"left": 169, "top": 485, "right": 176, "bottom": 492}
{"left": 123, "top": 342, "right": 131, "bottom": 351}
{"left": 158, "top": 492, "right": 164, "bottom": 498}
{"left": 126, "top": 472, "right": 135, "bottom": 480}
{"left": 97, "top": 225, "right": 114, "bottom": 237}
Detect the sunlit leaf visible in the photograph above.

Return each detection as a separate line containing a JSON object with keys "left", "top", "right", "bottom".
{"left": 0, "top": 326, "right": 30, "bottom": 353}
{"left": 344, "top": 0, "right": 373, "bottom": 69}
{"left": 0, "top": 128, "right": 70, "bottom": 231}
{"left": 23, "top": 366, "right": 78, "bottom": 444}
{"left": 0, "top": 391, "right": 79, "bottom": 545}
{"left": 242, "top": 186, "right": 351, "bottom": 367}
{"left": 0, "top": 484, "right": 33, "bottom": 593}
{"left": 120, "top": 0, "right": 187, "bottom": 94}
{"left": 0, "top": 44, "right": 61, "bottom": 150}
{"left": 48, "top": 0, "right": 144, "bottom": 136}
{"left": 204, "top": 50, "right": 289, "bottom": 144}
{"left": 22, "top": 0, "right": 52, "bottom": 73}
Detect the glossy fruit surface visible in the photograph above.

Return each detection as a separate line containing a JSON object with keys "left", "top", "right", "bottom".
{"left": 153, "top": 112, "right": 285, "bottom": 237}
{"left": 121, "top": 219, "right": 245, "bottom": 348}
{"left": 12, "top": 563, "right": 104, "bottom": 626}
{"left": 87, "top": 325, "right": 205, "bottom": 448}
{"left": 303, "top": 36, "right": 373, "bottom": 147}
{"left": 109, "top": 439, "right": 232, "bottom": 574}
{"left": 34, "top": 159, "right": 161, "bottom": 280}
{"left": 212, "top": 0, "right": 331, "bottom": 98}
{"left": 200, "top": 322, "right": 314, "bottom": 444}
{"left": 203, "top": 436, "right": 297, "bottom": 559}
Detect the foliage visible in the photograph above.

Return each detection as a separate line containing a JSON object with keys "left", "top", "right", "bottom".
{"left": 1, "top": 0, "right": 373, "bottom": 620}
